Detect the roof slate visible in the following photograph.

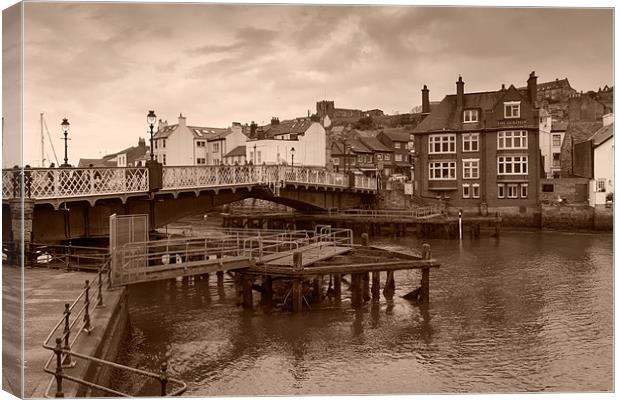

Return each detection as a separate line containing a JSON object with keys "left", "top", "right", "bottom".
{"left": 589, "top": 123, "right": 614, "bottom": 147}
{"left": 379, "top": 127, "right": 411, "bottom": 142}
{"left": 566, "top": 121, "right": 604, "bottom": 144}
{"left": 225, "top": 145, "right": 247, "bottom": 158}
{"left": 263, "top": 118, "right": 314, "bottom": 138}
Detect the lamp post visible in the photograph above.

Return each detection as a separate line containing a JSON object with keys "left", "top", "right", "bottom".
{"left": 290, "top": 147, "right": 295, "bottom": 167}
{"left": 147, "top": 110, "right": 157, "bottom": 161}
{"left": 60, "top": 118, "right": 70, "bottom": 167}
{"left": 253, "top": 143, "right": 257, "bottom": 164}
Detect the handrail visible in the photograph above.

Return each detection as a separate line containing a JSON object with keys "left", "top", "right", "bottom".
{"left": 41, "top": 256, "right": 187, "bottom": 397}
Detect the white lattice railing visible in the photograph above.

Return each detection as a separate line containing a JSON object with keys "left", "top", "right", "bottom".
{"left": 2, "top": 167, "right": 149, "bottom": 200}
{"left": 2, "top": 165, "right": 377, "bottom": 200}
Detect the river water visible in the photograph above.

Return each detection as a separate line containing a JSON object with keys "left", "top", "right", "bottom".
{"left": 117, "top": 223, "right": 613, "bottom": 395}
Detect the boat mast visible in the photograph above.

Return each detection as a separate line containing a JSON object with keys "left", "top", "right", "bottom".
{"left": 40, "top": 113, "right": 45, "bottom": 167}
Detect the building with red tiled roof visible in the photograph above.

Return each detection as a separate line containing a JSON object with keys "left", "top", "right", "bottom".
{"left": 412, "top": 72, "right": 542, "bottom": 212}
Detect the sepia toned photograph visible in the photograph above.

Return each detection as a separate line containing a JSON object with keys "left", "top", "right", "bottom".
{"left": 1, "top": 1, "right": 614, "bottom": 398}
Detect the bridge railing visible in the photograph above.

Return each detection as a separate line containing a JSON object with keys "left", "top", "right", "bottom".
{"left": 331, "top": 206, "right": 443, "bottom": 219}
{"left": 354, "top": 174, "right": 378, "bottom": 190}
{"left": 2, "top": 167, "right": 149, "bottom": 200}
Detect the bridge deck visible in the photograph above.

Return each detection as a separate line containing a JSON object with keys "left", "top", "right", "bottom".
{"left": 263, "top": 244, "right": 352, "bottom": 267}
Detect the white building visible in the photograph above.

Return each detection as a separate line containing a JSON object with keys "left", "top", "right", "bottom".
{"left": 153, "top": 114, "right": 247, "bottom": 166}
{"left": 589, "top": 115, "right": 614, "bottom": 207}
{"left": 246, "top": 118, "right": 326, "bottom": 167}
{"left": 538, "top": 109, "right": 566, "bottom": 179}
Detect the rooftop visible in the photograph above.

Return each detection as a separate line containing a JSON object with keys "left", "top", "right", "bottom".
{"left": 225, "top": 145, "right": 247, "bottom": 158}
{"left": 589, "top": 123, "right": 614, "bottom": 147}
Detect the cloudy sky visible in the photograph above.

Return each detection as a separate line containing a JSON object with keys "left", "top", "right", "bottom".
{"left": 11, "top": 3, "right": 614, "bottom": 166}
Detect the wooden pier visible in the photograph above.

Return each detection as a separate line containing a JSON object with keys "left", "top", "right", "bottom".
{"left": 222, "top": 208, "right": 502, "bottom": 240}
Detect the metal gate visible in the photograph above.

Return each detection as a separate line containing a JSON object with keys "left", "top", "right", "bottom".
{"left": 109, "top": 213, "right": 148, "bottom": 286}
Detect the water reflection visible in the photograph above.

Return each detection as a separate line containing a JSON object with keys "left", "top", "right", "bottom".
{"left": 119, "top": 230, "right": 612, "bottom": 395}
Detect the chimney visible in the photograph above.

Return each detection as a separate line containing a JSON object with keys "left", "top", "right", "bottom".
{"left": 250, "top": 121, "right": 258, "bottom": 137}
{"left": 501, "top": 84, "right": 506, "bottom": 91}
{"left": 527, "top": 71, "right": 538, "bottom": 106}
{"left": 456, "top": 75, "right": 464, "bottom": 111}
{"left": 158, "top": 118, "right": 168, "bottom": 130}
{"left": 178, "top": 113, "right": 186, "bottom": 127}
{"left": 421, "top": 85, "right": 430, "bottom": 114}
{"left": 271, "top": 117, "right": 279, "bottom": 126}
{"left": 138, "top": 137, "right": 146, "bottom": 148}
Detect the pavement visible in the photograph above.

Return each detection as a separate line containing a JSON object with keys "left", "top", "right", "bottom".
{"left": 2, "top": 267, "right": 98, "bottom": 398}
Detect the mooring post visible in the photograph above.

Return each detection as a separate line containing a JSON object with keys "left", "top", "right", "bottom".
{"left": 361, "top": 232, "right": 369, "bottom": 247}
{"left": 351, "top": 273, "right": 363, "bottom": 308}
{"left": 312, "top": 275, "right": 323, "bottom": 304}
{"left": 242, "top": 275, "right": 253, "bottom": 309}
{"left": 159, "top": 362, "right": 169, "bottom": 396}
{"left": 421, "top": 243, "right": 431, "bottom": 306}
{"left": 293, "top": 251, "right": 303, "bottom": 272}
{"left": 292, "top": 279, "right": 303, "bottom": 312}
{"left": 371, "top": 271, "right": 380, "bottom": 301}
{"left": 216, "top": 270, "right": 224, "bottom": 285}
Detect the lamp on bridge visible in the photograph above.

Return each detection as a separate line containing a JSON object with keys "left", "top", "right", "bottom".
{"left": 60, "top": 118, "right": 71, "bottom": 167}
{"left": 147, "top": 110, "right": 157, "bottom": 161}
{"left": 290, "top": 147, "right": 295, "bottom": 167}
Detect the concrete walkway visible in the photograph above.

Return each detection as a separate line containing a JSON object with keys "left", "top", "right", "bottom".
{"left": 3, "top": 267, "right": 102, "bottom": 398}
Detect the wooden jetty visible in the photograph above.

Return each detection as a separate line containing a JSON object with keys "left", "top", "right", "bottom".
{"left": 222, "top": 208, "right": 502, "bottom": 239}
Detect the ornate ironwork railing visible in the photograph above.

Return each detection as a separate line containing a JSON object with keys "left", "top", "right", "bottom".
{"left": 2, "top": 167, "right": 149, "bottom": 200}
{"left": 2, "top": 165, "right": 377, "bottom": 200}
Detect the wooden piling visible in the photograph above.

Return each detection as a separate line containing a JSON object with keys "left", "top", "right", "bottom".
{"left": 293, "top": 251, "right": 303, "bottom": 272}
{"left": 383, "top": 270, "right": 395, "bottom": 299}
{"left": 350, "top": 273, "right": 363, "bottom": 308}
{"left": 362, "top": 272, "right": 370, "bottom": 302}
{"left": 371, "top": 271, "right": 380, "bottom": 300}
{"left": 421, "top": 243, "right": 431, "bottom": 306}
{"left": 242, "top": 275, "right": 253, "bottom": 309}
{"left": 292, "top": 279, "right": 303, "bottom": 312}
{"left": 261, "top": 276, "right": 273, "bottom": 305}
{"left": 361, "top": 232, "right": 369, "bottom": 246}
{"left": 312, "top": 275, "right": 323, "bottom": 304}
{"left": 334, "top": 274, "right": 342, "bottom": 301}
{"left": 216, "top": 270, "right": 224, "bottom": 285}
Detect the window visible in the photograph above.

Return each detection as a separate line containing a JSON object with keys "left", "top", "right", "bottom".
{"left": 377, "top": 154, "right": 383, "bottom": 161}
{"left": 395, "top": 143, "right": 401, "bottom": 149}
{"left": 472, "top": 183, "right": 480, "bottom": 198}
{"left": 429, "top": 134, "right": 456, "bottom": 154}
{"left": 197, "top": 141, "right": 206, "bottom": 147}
{"left": 332, "top": 157, "right": 340, "bottom": 165}
{"left": 154, "top": 141, "right": 158, "bottom": 149}
{"left": 384, "top": 154, "right": 391, "bottom": 161}
{"left": 257, "top": 151, "right": 261, "bottom": 164}
{"left": 597, "top": 179, "right": 606, "bottom": 192}
{"left": 463, "top": 109, "right": 479, "bottom": 123}
{"left": 462, "top": 133, "right": 479, "bottom": 152}
{"left": 498, "top": 156, "right": 528, "bottom": 174}
{"left": 462, "top": 184, "right": 470, "bottom": 198}
{"left": 498, "top": 184, "right": 505, "bottom": 198}
{"left": 542, "top": 184, "right": 554, "bottom": 192}
{"left": 504, "top": 101, "right": 521, "bottom": 118}
{"left": 197, "top": 157, "right": 206, "bottom": 164}
{"left": 552, "top": 134, "right": 562, "bottom": 147}
{"left": 213, "top": 142, "right": 220, "bottom": 153}
{"left": 358, "top": 155, "right": 364, "bottom": 163}
{"left": 366, "top": 155, "right": 373, "bottom": 163}
{"left": 462, "top": 159, "right": 480, "bottom": 179}
{"left": 552, "top": 153, "right": 561, "bottom": 168}
{"left": 163, "top": 154, "right": 166, "bottom": 166}
{"left": 162, "top": 139, "right": 166, "bottom": 148}
{"left": 429, "top": 161, "right": 456, "bottom": 180}
{"left": 521, "top": 183, "right": 528, "bottom": 198}
{"left": 507, "top": 184, "right": 519, "bottom": 198}
{"left": 498, "top": 131, "right": 528, "bottom": 149}
{"left": 395, "top": 154, "right": 403, "bottom": 162}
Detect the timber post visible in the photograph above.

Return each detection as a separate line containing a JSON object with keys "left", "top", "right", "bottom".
{"left": 242, "top": 275, "right": 253, "bottom": 309}
{"left": 371, "top": 271, "right": 380, "bottom": 301}
{"left": 421, "top": 243, "right": 431, "bottom": 306}
{"left": 333, "top": 274, "right": 342, "bottom": 301}
{"left": 261, "top": 275, "right": 273, "bottom": 305}
{"left": 216, "top": 270, "right": 224, "bottom": 285}
{"left": 361, "top": 232, "right": 369, "bottom": 246}
{"left": 383, "top": 270, "right": 395, "bottom": 299}
{"left": 351, "top": 273, "right": 363, "bottom": 308}
{"left": 292, "top": 279, "right": 303, "bottom": 312}
{"left": 362, "top": 272, "right": 370, "bottom": 302}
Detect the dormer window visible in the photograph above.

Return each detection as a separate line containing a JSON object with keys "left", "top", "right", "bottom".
{"left": 463, "top": 109, "right": 479, "bottom": 123}
{"left": 504, "top": 101, "right": 521, "bottom": 119}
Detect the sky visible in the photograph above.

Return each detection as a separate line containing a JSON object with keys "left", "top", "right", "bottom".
{"left": 7, "top": 2, "right": 615, "bottom": 167}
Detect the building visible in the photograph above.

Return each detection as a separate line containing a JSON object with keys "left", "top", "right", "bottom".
{"left": 538, "top": 109, "right": 566, "bottom": 178}
{"left": 568, "top": 91, "right": 613, "bottom": 122}
{"left": 377, "top": 127, "right": 414, "bottom": 176}
{"left": 329, "top": 138, "right": 374, "bottom": 173}
{"left": 153, "top": 114, "right": 247, "bottom": 166}
{"left": 223, "top": 145, "right": 247, "bottom": 165}
{"left": 355, "top": 131, "right": 395, "bottom": 177}
{"left": 78, "top": 137, "right": 149, "bottom": 167}
{"left": 573, "top": 114, "right": 614, "bottom": 207}
{"left": 560, "top": 121, "right": 602, "bottom": 177}
{"left": 412, "top": 72, "right": 541, "bottom": 212}
{"left": 536, "top": 78, "right": 577, "bottom": 104}
{"left": 316, "top": 100, "right": 384, "bottom": 122}
{"left": 247, "top": 117, "right": 326, "bottom": 166}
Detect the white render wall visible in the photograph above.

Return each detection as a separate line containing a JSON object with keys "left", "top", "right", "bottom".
{"left": 590, "top": 136, "right": 614, "bottom": 206}
{"left": 246, "top": 122, "right": 326, "bottom": 167}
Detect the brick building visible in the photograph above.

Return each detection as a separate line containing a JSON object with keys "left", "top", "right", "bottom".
{"left": 377, "top": 127, "right": 414, "bottom": 175}
{"left": 412, "top": 72, "right": 542, "bottom": 212}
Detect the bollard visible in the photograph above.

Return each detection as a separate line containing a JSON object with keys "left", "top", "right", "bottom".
{"left": 421, "top": 243, "right": 431, "bottom": 260}
{"left": 54, "top": 338, "right": 65, "bottom": 398}
{"left": 83, "top": 280, "right": 93, "bottom": 333}
{"left": 62, "top": 304, "right": 75, "bottom": 368}
{"left": 293, "top": 251, "right": 303, "bottom": 272}
{"left": 96, "top": 269, "right": 104, "bottom": 308}
{"left": 159, "top": 362, "right": 169, "bottom": 396}
{"left": 361, "top": 232, "right": 369, "bottom": 246}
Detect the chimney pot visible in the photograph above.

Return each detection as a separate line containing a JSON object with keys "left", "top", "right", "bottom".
{"left": 456, "top": 76, "right": 465, "bottom": 111}
{"left": 527, "top": 71, "right": 538, "bottom": 106}
{"left": 421, "top": 85, "right": 430, "bottom": 114}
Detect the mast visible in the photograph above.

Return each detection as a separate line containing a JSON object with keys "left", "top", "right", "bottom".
{"left": 40, "top": 113, "right": 45, "bottom": 167}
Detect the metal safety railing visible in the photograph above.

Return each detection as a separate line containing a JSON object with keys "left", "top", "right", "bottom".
{"left": 328, "top": 206, "right": 443, "bottom": 219}
{"left": 42, "top": 257, "right": 187, "bottom": 397}
{"left": 31, "top": 243, "right": 109, "bottom": 271}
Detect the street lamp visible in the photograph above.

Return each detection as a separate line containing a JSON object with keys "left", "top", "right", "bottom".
{"left": 60, "top": 118, "right": 70, "bottom": 167}
{"left": 147, "top": 110, "right": 157, "bottom": 161}
{"left": 291, "top": 147, "right": 295, "bottom": 167}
